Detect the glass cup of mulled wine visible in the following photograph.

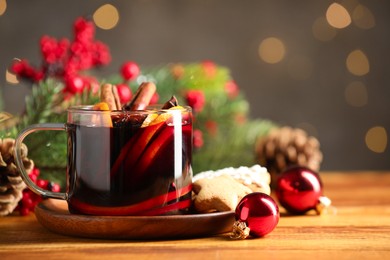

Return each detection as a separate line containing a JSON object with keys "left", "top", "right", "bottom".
{"left": 14, "top": 105, "right": 193, "bottom": 216}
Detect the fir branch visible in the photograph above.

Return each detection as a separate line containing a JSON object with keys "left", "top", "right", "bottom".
{"left": 18, "top": 79, "right": 66, "bottom": 130}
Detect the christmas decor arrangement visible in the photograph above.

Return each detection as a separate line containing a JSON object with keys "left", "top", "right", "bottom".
{"left": 255, "top": 126, "right": 323, "bottom": 186}
{"left": 0, "top": 17, "right": 324, "bottom": 219}
{"left": 1, "top": 17, "right": 278, "bottom": 180}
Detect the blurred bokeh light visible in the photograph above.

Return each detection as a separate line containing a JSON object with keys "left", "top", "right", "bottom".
{"left": 346, "top": 49, "right": 370, "bottom": 76}
{"left": 312, "top": 16, "right": 337, "bottom": 42}
{"left": 0, "top": 0, "right": 6, "bottom": 16}
{"left": 93, "top": 4, "right": 119, "bottom": 30}
{"left": 326, "top": 3, "right": 351, "bottom": 29}
{"left": 258, "top": 37, "right": 286, "bottom": 64}
{"left": 5, "top": 69, "right": 18, "bottom": 85}
{"left": 365, "top": 126, "right": 387, "bottom": 153}
{"left": 352, "top": 4, "right": 375, "bottom": 29}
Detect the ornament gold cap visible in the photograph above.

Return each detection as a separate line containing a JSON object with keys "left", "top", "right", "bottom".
{"left": 230, "top": 220, "right": 250, "bottom": 240}
{"left": 315, "top": 196, "right": 332, "bottom": 215}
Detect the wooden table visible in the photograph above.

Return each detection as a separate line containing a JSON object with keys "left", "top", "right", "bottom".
{"left": 1, "top": 171, "right": 390, "bottom": 259}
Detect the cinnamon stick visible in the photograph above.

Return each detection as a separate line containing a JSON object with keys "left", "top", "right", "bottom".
{"left": 123, "top": 82, "right": 156, "bottom": 111}
{"left": 100, "top": 84, "right": 121, "bottom": 110}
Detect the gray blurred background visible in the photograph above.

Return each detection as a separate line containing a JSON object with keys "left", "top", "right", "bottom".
{"left": 0, "top": 0, "right": 389, "bottom": 171}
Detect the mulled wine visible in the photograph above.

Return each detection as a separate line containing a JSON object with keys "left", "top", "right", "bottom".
{"left": 66, "top": 108, "right": 193, "bottom": 216}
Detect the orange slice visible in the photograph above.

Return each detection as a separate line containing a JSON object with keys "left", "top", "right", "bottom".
{"left": 141, "top": 106, "right": 185, "bottom": 127}
{"left": 93, "top": 102, "right": 110, "bottom": 111}
{"left": 92, "top": 102, "right": 112, "bottom": 127}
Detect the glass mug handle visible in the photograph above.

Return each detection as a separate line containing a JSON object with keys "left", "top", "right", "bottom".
{"left": 14, "top": 123, "right": 67, "bottom": 200}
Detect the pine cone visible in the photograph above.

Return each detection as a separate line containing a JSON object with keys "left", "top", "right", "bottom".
{"left": 255, "top": 127, "right": 323, "bottom": 185}
{"left": 0, "top": 138, "right": 34, "bottom": 216}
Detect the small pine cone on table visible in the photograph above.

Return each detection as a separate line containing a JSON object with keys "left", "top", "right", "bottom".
{"left": 0, "top": 138, "right": 34, "bottom": 216}
{"left": 255, "top": 127, "right": 323, "bottom": 186}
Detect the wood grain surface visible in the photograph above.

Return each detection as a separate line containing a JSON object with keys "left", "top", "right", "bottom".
{"left": 1, "top": 171, "right": 390, "bottom": 259}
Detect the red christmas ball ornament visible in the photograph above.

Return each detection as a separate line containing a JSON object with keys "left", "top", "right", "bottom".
{"left": 276, "top": 166, "right": 331, "bottom": 215}
{"left": 121, "top": 61, "right": 140, "bottom": 81}
{"left": 116, "top": 83, "right": 132, "bottom": 104}
{"left": 232, "top": 192, "right": 279, "bottom": 239}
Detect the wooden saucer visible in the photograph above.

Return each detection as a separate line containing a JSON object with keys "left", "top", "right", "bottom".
{"left": 35, "top": 199, "right": 235, "bottom": 240}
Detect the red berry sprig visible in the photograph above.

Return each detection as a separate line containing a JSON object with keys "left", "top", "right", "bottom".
{"left": 40, "top": 36, "right": 69, "bottom": 68}
{"left": 16, "top": 167, "right": 61, "bottom": 216}
{"left": 11, "top": 59, "right": 44, "bottom": 82}
{"left": 11, "top": 17, "right": 111, "bottom": 96}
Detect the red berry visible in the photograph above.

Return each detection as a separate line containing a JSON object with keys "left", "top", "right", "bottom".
{"left": 22, "top": 191, "right": 31, "bottom": 200}
{"left": 48, "top": 182, "right": 61, "bottom": 193}
{"left": 121, "top": 61, "right": 140, "bottom": 81}
{"left": 31, "top": 167, "right": 40, "bottom": 177}
{"left": 37, "top": 179, "right": 49, "bottom": 188}
{"left": 30, "top": 192, "right": 41, "bottom": 202}
{"left": 83, "top": 76, "right": 100, "bottom": 94}
{"left": 29, "top": 173, "right": 38, "bottom": 183}
{"left": 65, "top": 76, "right": 85, "bottom": 94}
{"left": 92, "top": 41, "right": 111, "bottom": 65}
{"left": 201, "top": 60, "right": 217, "bottom": 77}
{"left": 40, "top": 36, "right": 70, "bottom": 65}
{"left": 225, "top": 80, "right": 239, "bottom": 99}
{"left": 22, "top": 196, "right": 33, "bottom": 209}
{"left": 19, "top": 207, "right": 30, "bottom": 216}
{"left": 116, "top": 84, "right": 132, "bottom": 104}
{"left": 10, "top": 59, "right": 43, "bottom": 82}
{"left": 150, "top": 92, "right": 159, "bottom": 105}
{"left": 185, "top": 90, "right": 205, "bottom": 113}
{"left": 73, "top": 17, "right": 95, "bottom": 43}
{"left": 205, "top": 120, "right": 218, "bottom": 136}
{"left": 70, "top": 41, "right": 93, "bottom": 70}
